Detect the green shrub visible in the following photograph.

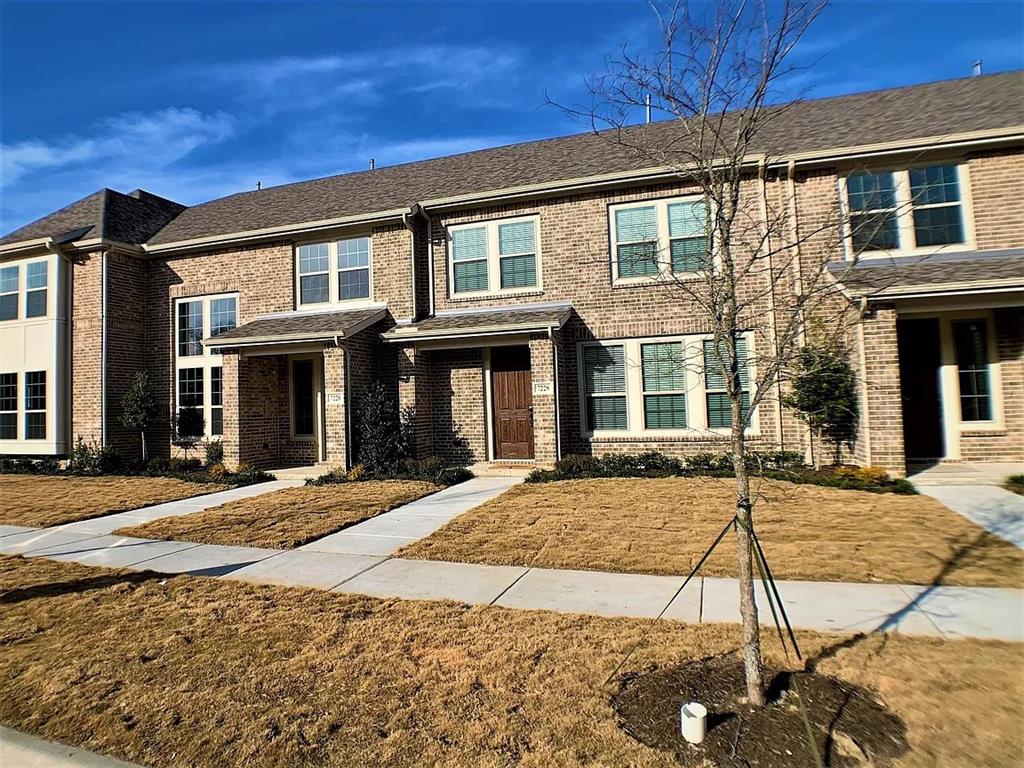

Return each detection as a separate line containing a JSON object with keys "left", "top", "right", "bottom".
{"left": 205, "top": 439, "right": 224, "bottom": 466}
{"left": 67, "top": 436, "right": 122, "bottom": 476}
{"left": 306, "top": 455, "right": 470, "bottom": 487}
{"left": 356, "top": 381, "right": 406, "bottom": 474}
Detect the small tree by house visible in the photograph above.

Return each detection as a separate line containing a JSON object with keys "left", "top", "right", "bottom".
{"left": 356, "top": 381, "right": 407, "bottom": 474}
{"left": 120, "top": 371, "right": 158, "bottom": 461}
{"left": 785, "top": 343, "right": 860, "bottom": 466}
{"left": 174, "top": 406, "right": 205, "bottom": 462}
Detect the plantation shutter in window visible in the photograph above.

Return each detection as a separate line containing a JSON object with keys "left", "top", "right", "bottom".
{"left": 615, "top": 206, "right": 659, "bottom": 277}
{"left": 498, "top": 220, "right": 537, "bottom": 289}
{"left": 667, "top": 201, "right": 710, "bottom": 273}
{"left": 641, "top": 342, "right": 687, "bottom": 429}
{"left": 703, "top": 338, "right": 750, "bottom": 428}
{"left": 452, "top": 227, "right": 488, "bottom": 293}
{"left": 583, "top": 345, "right": 627, "bottom": 431}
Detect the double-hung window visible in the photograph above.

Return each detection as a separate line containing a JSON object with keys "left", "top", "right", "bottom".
{"left": 843, "top": 163, "right": 968, "bottom": 256}
{"left": 449, "top": 216, "right": 540, "bottom": 296}
{"left": 174, "top": 294, "right": 237, "bottom": 439}
{"left": 0, "top": 373, "right": 16, "bottom": 440}
{"left": 25, "top": 261, "right": 47, "bottom": 318}
{"left": 703, "top": 338, "right": 751, "bottom": 428}
{"left": 0, "top": 265, "right": 18, "bottom": 321}
{"left": 583, "top": 345, "right": 628, "bottom": 431}
{"left": 25, "top": 371, "right": 46, "bottom": 439}
{"left": 610, "top": 196, "right": 710, "bottom": 282}
{"left": 296, "top": 238, "right": 371, "bottom": 308}
{"left": 641, "top": 342, "right": 687, "bottom": 429}
{"left": 580, "top": 334, "right": 754, "bottom": 436}
{"left": 953, "top": 319, "right": 992, "bottom": 422}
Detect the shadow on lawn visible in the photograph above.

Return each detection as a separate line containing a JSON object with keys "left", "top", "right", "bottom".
{"left": 0, "top": 568, "right": 166, "bottom": 605}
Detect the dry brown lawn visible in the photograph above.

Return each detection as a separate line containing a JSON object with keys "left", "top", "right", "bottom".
{"left": 115, "top": 481, "right": 438, "bottom": 549}
{"left": 0, "top": 475, "right": 219, "bottom": 528}
{"left": 1, "top": 555, "right": 1021, "bottom": 767}
{"left": 399, "top": 477, "right": 1024, "bottom": 587}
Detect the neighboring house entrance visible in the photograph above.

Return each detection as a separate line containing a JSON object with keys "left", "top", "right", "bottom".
{"left": 897, "top": 317, "right": 945, "bottom": 462}
{"left": 491, "top": 346, "right": 534, "bottom": 459}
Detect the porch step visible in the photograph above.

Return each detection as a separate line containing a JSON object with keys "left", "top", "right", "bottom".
{"left": 266, "top": 465, "right": 325, "bottom": 481}
{"left": 468, "top": 462, "right": 539, "bottom": 478}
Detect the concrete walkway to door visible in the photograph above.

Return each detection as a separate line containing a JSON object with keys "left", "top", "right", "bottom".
{"left": 911, "top": 462, "right": 1024, "bottom": 549}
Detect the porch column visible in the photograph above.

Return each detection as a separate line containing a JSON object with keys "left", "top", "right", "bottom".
{"left": 397, "top": 345, "right": 433, "bottom": 458}
{"left": 858, "top": 306, "right": 906, "bottom": 477}
{"left": 221, "top": 351, "right": 241, "bottom": 469}
{"left": 323, "top": 345, "right": 348, "bottom": 468}
{"left": 529, "top": 335, "right": 558, "bottom": 465}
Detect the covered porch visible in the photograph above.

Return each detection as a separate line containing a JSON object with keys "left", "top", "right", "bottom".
{"left": 204, "top": 307, "right": 388, "bottom": 471}
{"left": 384, "top": 302, "right": 572, "bottom": 468}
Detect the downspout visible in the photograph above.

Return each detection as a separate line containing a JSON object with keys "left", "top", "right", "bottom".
{"left": 45, "top": 238, "right": 74, "bottom": 454}
{"left": 786, "top": 159, "right": 812, "bottom": 464}
{"left": 856, "top": 297, "right": 872, "bottom": 467}
{"left": 758, "top": 158, "right": 785, "bottom": 451}
{"left": 100, "top": 248, "right": 108, "bottom": 447}
{"left": 548, "top": 326, "right": 562, "bottom": 461}
{"left": 401, "top": 203, "right": 429, "bottom": 322}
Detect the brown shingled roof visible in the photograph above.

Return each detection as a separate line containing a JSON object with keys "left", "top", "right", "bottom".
{"left": 147, "top": 71, "right": 1024, "bottom": 246}
{"left": 207, "top": 307, "right": 386, "bottom": 348}
{"left": 384, "top": 302, "right": 572, "bottom": 342}
{"left": 829, "top": 250, "right": 1024, "bottom": 298}
{"left": 0, "top": 188, "right": 185, "bottom": 247}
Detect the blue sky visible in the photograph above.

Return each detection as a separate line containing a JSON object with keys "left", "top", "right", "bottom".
{"left": 1, "top": 0, "right": 1021, "bottom": 234}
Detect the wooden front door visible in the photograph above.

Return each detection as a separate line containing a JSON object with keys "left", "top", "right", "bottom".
{"left": 491, "top": 346, "right": 534, "bottom": 460}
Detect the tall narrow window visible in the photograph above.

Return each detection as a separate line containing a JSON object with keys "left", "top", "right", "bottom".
{"left": 498, "top": 220, "right": 537, "bottom": 289}
{"left": 338, "top": 237, "right": 371, "bottom": 300}
{"left": 177, "top": 300, "right": 203, "bottom": 357}
{"left": 298, "top": 243, "right": 330, "bottom": 304}
{"left": 0, "top": 372, "right": 16, "bottom": 439}
{"left": 292, "top": 360, "right": 315, "bottom": 437}
{"left": 641, "top": 342, "right": 687, "bottom": 429}
{"left": 953, "top": 319, "right": 992, "bottom": 422}
{"left": 583, "top": 345, "right": 628, "bottom": 431}
{"left": 177, "top": 367, "right": 204, "bottom": 421}
{"left": 614, "top": 206, "right": 659, "bottom": 278}
{"left": 846, "top": 171, "right": 899, "bottom": 253}
{"left": 0, "top": 265, "right": 17, "bottom": 321}
{"left": 451, "top": 226, "right": 488, "bottom": 294}
{"left": 210, "top": 366, "right": 223, "bottom": 436}
{"left": 909, "top": 165, "right": 963, "bottom": 247}
{"left": 25, "top": 371, "right": 46, "bottom": 439}
{"left": 667, "top": 201, "right": 709, "bottom": 273}
{"left": 703, "top": 338, "right": 750, "bottom": 428}
{"left": 25, "top": 261, "right": 47, "bottom": 318}
{"left": 209, "top": 297, "right": 237, "bottom": 337}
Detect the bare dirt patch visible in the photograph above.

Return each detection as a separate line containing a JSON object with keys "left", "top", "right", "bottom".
{"left": 0, "top": 475, "right": 219, "bottom": 528}
{"left": 614, "top": 656, "right": 907, "bottom": 767}
{"left": 1, "top": 556, "right": 1021, "bottom": 767}
{"left": 399, "top": 477, "right": 1024, "bottom": 587}
{"left": 114, "top": 480, "right": 438, "bottom": 549}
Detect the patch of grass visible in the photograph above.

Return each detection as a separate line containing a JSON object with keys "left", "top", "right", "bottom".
{"left": 0, "top": 556, "right": 1021, "bottom": 767}
{"left": 1005, "top": 474, "right": 1024, "bottom": 496}
{"left": 0, "top": 475, "right": 220, "bottom": 528}
{"left": 114, "top": 481, "right": 438, "bottom": 549}
{"left": 399, "top": 477, "right": 1024, "bottom": 587}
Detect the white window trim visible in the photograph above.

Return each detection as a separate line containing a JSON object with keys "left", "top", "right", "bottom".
{"left": 0, "top": 263, "right": 19, "bottom": 320}
{"left": 0, "top": 371, "right": 16, "bottom": 440}
{"left": 941, "top": 310, "right": 1005, "bottom": 436}
{"left": 24, "top": 370, "right": 46, "bottom": 440}
{"left": 446, "top": 214, "right": 542, "bottom": 299}
{"left": 608, "top": 195, "right": 713, "bottom": 286}
{"left": 173, "top": 293, "right": 237, "bottom": 440}
{"left": 840, "top": 162, "right": 976, "bottom": 260}
{"left": 294, "top": 236, "right": 374, "bottom": 310}
{"left": 578, "top": 333, "right": 758, "bottom": 439}
{"left": 288, "top": 355, "right": 321, "bottom": 441}
{"left": 25, "top": 260, "right": 48, "bottom": 319}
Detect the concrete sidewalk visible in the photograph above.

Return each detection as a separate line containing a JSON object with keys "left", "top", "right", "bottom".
{"left": 918, "top": 485, "right": 1024, "bottom": 549}
{"left": 0, "top": 726, "right": 144, "bottom": 768}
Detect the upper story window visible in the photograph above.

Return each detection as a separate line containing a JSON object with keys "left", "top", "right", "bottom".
{"left": 25, "top": 262, "right": 47, "bottom": 318}
{"left": 0, "top": 265, "right": 18, "bottom": 321}
{"left": 610, "top": 197, "right": 710, "bottom": 283}
{"left": 449, "top": 215, "right": 540, "bottom": 297}
{"left": 296, "top": 237, "right": 372, "bottom": 308}
{"left": 843, "top": 163, "right": 969, "bottom": 257}
{"left": 174, "top": 293, "right": 237, "bottom": 439}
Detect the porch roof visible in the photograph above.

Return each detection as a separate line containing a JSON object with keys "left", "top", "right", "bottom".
{"left": 383, "top": 302, "right": 572, "bottom": 343}
{"left": 205, "top": 306, "right": 387, "bottom": 349}
{"left": 829, "top": 249, "right": 1024, "bottom": 300}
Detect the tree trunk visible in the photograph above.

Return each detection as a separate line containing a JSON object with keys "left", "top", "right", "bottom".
{"left": 733, "top": 413, "right": 766, "bottom": 705}
{"left": 140, "top": 431, "right": 147, "bottom": 462}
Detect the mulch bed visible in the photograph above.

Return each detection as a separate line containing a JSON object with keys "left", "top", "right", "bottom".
{"left": 613, "top": 655, "right": 908, "bottom": 767}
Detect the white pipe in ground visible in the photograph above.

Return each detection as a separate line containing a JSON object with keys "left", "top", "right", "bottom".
{"left": 680, "top": 702, "right": 708, "bottom": 744}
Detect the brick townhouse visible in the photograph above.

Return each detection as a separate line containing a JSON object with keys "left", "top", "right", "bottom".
{"left": 1, "top": 72, "right": 1021, "bottom": 477}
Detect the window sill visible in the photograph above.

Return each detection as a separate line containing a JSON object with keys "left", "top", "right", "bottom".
{"left": 449, "top": 288, "right": 544, "bottom": 302}
{"left": 584, "top": 431, "right": 762, "bottom": 443}
{"left": 846, "top": 242, "right": 973, "bottom": 262}
{"left": 612, "top": 273, "right": 704, "bottom": 289}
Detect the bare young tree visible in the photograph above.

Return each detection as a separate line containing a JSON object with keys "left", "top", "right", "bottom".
{"left": 555, "top": 0, "right": 877, "bottom": 705}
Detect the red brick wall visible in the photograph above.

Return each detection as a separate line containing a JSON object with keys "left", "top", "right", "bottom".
{"left": 968, "top": 148, "right": 1024, "bottom": 251}
{"left": 70, "top": 250, "right": 104, "bottom": 446}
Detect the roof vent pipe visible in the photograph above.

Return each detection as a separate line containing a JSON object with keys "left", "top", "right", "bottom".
{"left": 369, "top": 158, "right": 375, "bottom": 170}
{"left": 256, "top": 180, "right": 262, "bottom": 190}
{"left": 973, "top": 59, "right": 983, "bottom": 76}
{"left": 645, "top": 94, "right": 652, "bottom": 124}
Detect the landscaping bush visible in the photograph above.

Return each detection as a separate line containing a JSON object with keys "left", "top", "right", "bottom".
{"left": 356, "top": 381, "right": 406, "bottom": 474}
{"left": 1005, "top": 474, "right": 1024, "bottom": 496}
{"left": 205, "top": 439, "right": 224, "bottom": 467}
{"left": 67, "top": 437, "right": 123, "bottom": 476}
{"left": 306, "top": 455, "right": 471, "bottom": 487}
{"left": 526, "top": 450, "right": 913, "bottom": 494}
